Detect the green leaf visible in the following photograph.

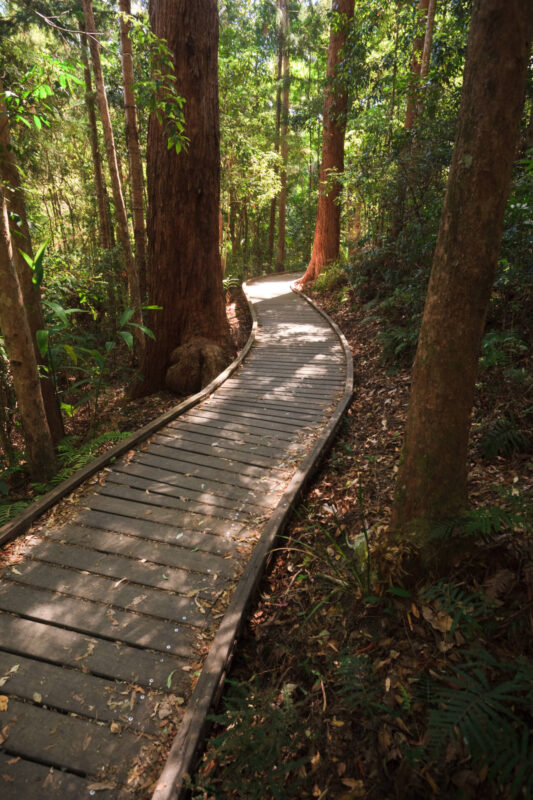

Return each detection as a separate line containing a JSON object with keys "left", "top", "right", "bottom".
{"left": 35, "top": 329, "right": 49, "bottom": 357}
{"left": 386, "top": 586, "right": 411, "bottom": 598}
{"left": 33, "top": 114, "right": 42, "bottom": 130}
{"left": 119, "top": 307, "right": 135, "bottom": 327}
{"left": 43, "top": 300, "right": 69, "bottom": 326}
{"left": 63, "top": 344, "right": 78, "bottom": 365}
{"left": 118, "top": 330, "right": 134, "bottom": 350}
{"left": 128, "top": 322, "right": 155, "bottom": 340}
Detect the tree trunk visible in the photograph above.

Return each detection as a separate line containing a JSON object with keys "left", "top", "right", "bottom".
{"left": 268, "top": 25, "right": 283, "bottom": 268}
{"left": 0, "top": 186, "right": 56, "bottom": 481}
{"left": 299, "top": 0, "right": 355, "bottom": 286}
{"left": 404, "top": 0, "right": 429, "bottom": 131}
{"left": 80, "top": 31, "right": 115, "bottom": 251}
{"left": 276, "top": 0, "right": 290, "bottom": 272}
{"left": 420, "top": 0, "right": 436, "bottom": 80}
{"left": 140, "top": 0, "right": 235, "bottom": 396}
{"left": 119, "top": 0, "right": 147, "bottom": 301}
{"left": 0, "top": 84, "right": 64, "bottom": 443}
{"left": 390, "top": 0, "right": 533, "bottom": 561}
{"left": 82, "top": 0, "right": 143, "bottom": 349}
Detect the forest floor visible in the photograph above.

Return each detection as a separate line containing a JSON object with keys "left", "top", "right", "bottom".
{"left": 190, "top": 279, "right": 533, "bottom": 800}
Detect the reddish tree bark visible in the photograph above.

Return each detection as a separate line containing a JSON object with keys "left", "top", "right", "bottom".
{"left": 0, "top": 186, "right": 56, "bottom": 481}
{"left": 276, "top": 0, "right": 290, "bottom": 272}
{"left": 299, "top": 0, "right": 354, "bottom": 286}
{"left": 404, "top": 0, "right": 429, "bottom": 131}
{"left": 0, "top": 85, "right": 64, "bottom": 444}
{"left": 390, "top": 0, "right": 533, "bottom": 560}
{"left": 119, "top": 0, "right": 147, "bottom": 300}
{"left": 141, "top": 0, "right": 234, "bottom": 396}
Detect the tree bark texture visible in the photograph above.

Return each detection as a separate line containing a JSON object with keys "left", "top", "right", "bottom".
{"left": 420, "top": 0, "right": 436, "bottom": 80}
{"left": 404, "top": 0, "right": 429, "bottom": 131}
{"left": 276, "top": 0, "right": 290, "bottom": 272}
{"left": 0, "top": 86, "right": 64, "bottom": 443}
{"left": 268, "top": 29, "right": 283, "bottom": 267}
{"left": 80, "top": 32, "right": 115, "bottom": 251}
{"left": 300, "top": 0, "right": 355, "bottom": 286}
{"left": 119, "top": 0, "right": 147, "bottom": 300}
{"left": 142, "top": 0, "right": 234, "bottom": 396}
{"left": 0, "top": 187, "right": 56, "bottom": 481}
{"left": 82, "top": 0, "right": 143, "bottom": 349}
{"left": 391, "top": 0, "right": 533, "bottom": 550}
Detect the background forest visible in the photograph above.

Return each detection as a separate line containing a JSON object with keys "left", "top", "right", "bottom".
{"left": 0, "top": 0, "right": 532, "bottom": 796}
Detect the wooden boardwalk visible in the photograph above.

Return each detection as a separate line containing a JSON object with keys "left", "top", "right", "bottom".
{"left": 0, "top": 274, "right": 351, "bottom": 799}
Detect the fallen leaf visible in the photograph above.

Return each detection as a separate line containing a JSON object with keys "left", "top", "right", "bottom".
{"left": 32, "top": 693, "right": 42, "bottom": 703}
{"left": 0, "top": 696, "right": 8, "bottom": 712}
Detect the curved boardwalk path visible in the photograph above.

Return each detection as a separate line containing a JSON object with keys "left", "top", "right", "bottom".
{"left": 0, "top": 274, "right": 351, "bottom": 799}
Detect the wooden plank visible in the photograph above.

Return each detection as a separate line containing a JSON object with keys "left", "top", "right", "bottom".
{"left": 109, "top": 462, "right": 279, "bottom": 509}
{"left": 82, "top": 496, "right": 249, "bottom": 544}
{"left": 0, "top": 650, "right": 161, "bottom": 735}
{"left": 2, "top": 560, "right": 218, "bottom": 628}
{"left": 46, "top": 524, "right": 240, "bottom": 579}
{"left": 0, "top": 581, "right": 201, "bottom": 656}
{"left": 141, "top": 442, "right": 277, "bottom": 480}
{"left": 165, "top": 418, "right": 299, "bottom": 450}
{"left": 0, "top": 753, "right": 117, "bottom": 800}
{"left": 211, "top": 388, "right": 331, "bottom": 409}
{"left": 97, "top": 482, "right": 245, "bottom": 523}
{"left": 104, "top": 470, "right": 268, "bottom": 515}
{"left": 223, "top": 378, "right": 342, "bottom": 398}
{"left": 181, "top": 408, "right": 300, "bottom": 437}
{"left": 154, "top": 429, "right": 290, "bottom": 462}
{"left": 201, "top": 401, "right": 323, "bottom": 426}
{"left": 0, "top": 698, "right": 139, "bottom": 780}
{"left": 133, "top": 451, "right": 285, "bottom": 494}
{"left": 0, "top": 613, "right": 188, "bottom": 690}
{"left": 23, "top": 539, "right": 228, "bottom": 599}
{"left": 152, "top": 432, "right": 279, "bottom": 468}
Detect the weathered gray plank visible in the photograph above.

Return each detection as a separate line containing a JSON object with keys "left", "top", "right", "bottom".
{"left": 0, "top": 650, "right": 161, "bottom": 734}
{"left": 0, "top": 613, "right": 188, "bottom": 690}
{"left": 83, "top": 495, "right": 248, "bottom": 543}
{"left": 0, "top": 698, "right": 139, "bottom": 780}
{"left": 104, "top": 470, "right": 268, "bottom": 514}
{"left": 152, "top": 431, "right": 281, "bottom": 467}
{"left": 141, "top": 442, "right": 278, "bottom": 480}
{"left": 46, "top": 524, "right": 240, "bottom": 579}
{"left": 0, "top": 580, "right": 201, "bottom": 655}
{"left": 0, "top": 753, "right": 117, "bottom": 800}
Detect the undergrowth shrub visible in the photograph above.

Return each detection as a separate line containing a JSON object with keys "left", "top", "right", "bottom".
{"left": 191, "top": 680, "right": 309, "bottom": 800}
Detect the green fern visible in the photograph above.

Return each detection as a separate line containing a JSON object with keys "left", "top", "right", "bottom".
{"left": 0, "top": 500, "right": 30, "bottom": 526}
{"left": 480, "top": 415, "right": 530, "bottom": 459}
{"left": 430, "top": 504, "right": 520, "bottom": 542}
{"left": 335, "top": 653, "right": 385, "bottom": 714}
{"left": 193, "top": 679, "right": 309, "bottom": 800}
{"left": 425, "top": 649, "right": 533, "bottom": 797}
{"left": 421, "top": 581, "right": 490, "bottom": 636}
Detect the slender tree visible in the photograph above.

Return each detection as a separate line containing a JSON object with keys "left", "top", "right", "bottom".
{"left": 299, "top": 0, "right": 355, "bottom": 286}
{"left": 81, "top": 0, "right": 143, "bottom": 348}
{"left": 0, "top": 185, "right": 56, "bottom": 481}
{"left": 140, "top": 0, "right": 234, "bottom": 396}
{"left": 119, "top": 0, "right": 147, "bottom": 300}
{"left": 80, "top": 31, "right": 114, "bottom": 251}
{"left": 268, "top": 11, "right": 283, "bottom": 267}
{"left": 276, "top": 0, "right": 290, "bottom": 271}
{"left": 390, "top": 0, "right": 533, "bottom": 563}
{"left": 0, "top": 83, "right": 64, "bottom": 443}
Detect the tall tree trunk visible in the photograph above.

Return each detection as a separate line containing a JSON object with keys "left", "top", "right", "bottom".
{"left": 0, "top": 85, "right": 64, "bottom": 443}
{"left": 390, "top": 0, "right": 533, "bottom": 562}
{"left": 0, "top": 186, "right": 56, "bottom": 481}
{"left": 299, "top": 0, "right": 355, "bottom": 286}
{"left": 140, "top": 0, "right": 234, "bottom": 396}
{"left": 80, "top": 32, "right": 114, "bottom": 251}
{"left": 82, "top": 0, "right": 143, "bottom": 350}
{"left": 420, "top": 0, "right": 437, "bottom": 80}
{"left": 268, "top": 25, "right": 283, "bottom": 268}
{"left": 391, "top": 0, "right": 430, "bottom": 238}
{"left": 404, "top": 0, "right": 429, "bottom": 131}
{"left": 276, "top": 0, "right": 290, "bottom": 272}
{"left": 119, "top": 0, "right": 147, "bottom": 300}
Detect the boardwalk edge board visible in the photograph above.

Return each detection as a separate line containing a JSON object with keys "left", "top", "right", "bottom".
{"left": 152, "top": 281, "right": 354, "bottom": 800}
{"left": 0, "top": 287, "right": 258, "bottom": 549}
